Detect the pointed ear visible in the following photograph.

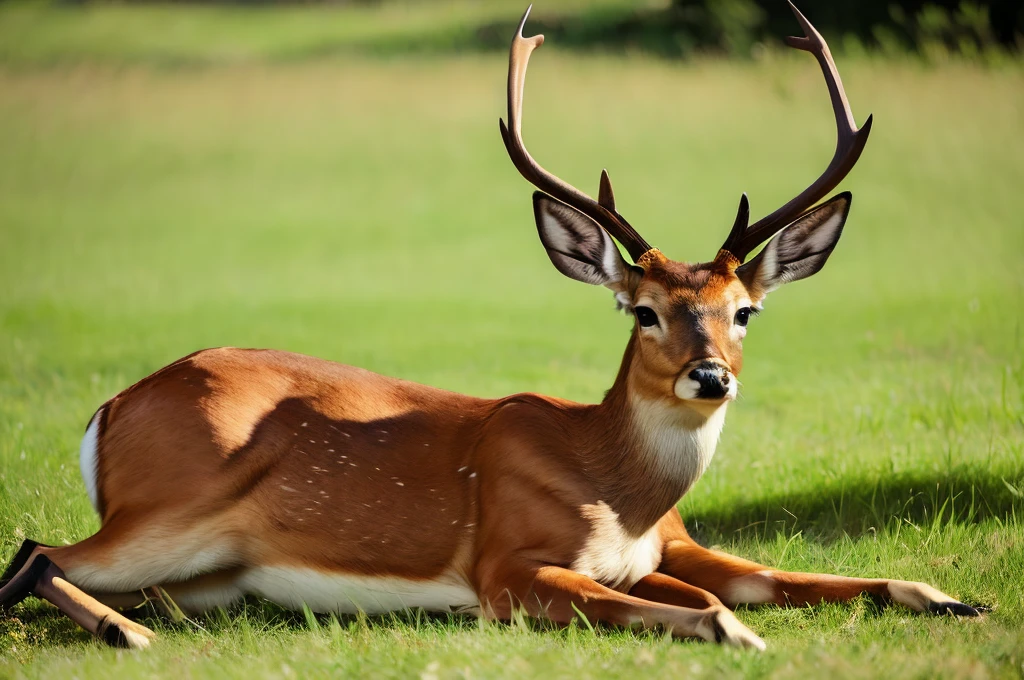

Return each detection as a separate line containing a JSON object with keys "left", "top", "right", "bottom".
{"left": 533, "top": 192, "right": 639, "bottom": 307}
{"left": 736, "top": 192, "right": 852, "bottom": 302}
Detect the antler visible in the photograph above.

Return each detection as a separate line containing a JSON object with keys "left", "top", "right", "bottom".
{"left": 499, "top": 6, "right": 654, "bottom": 262}
{"left": 721, "top": 1, "right": 872, "bottom": 262}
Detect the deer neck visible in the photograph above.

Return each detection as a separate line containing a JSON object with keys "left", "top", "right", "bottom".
{"left": 585, "top": 332, "right": 729, "bottom": 535}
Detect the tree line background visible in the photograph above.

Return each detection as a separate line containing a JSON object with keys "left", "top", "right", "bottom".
{"left": 482, "top": 0, "right": 1022, "bottom": 59}
{"left": 30, "top": 0, "right": 1016, "bottom": 59}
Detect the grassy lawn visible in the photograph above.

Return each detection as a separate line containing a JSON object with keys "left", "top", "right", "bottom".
{"left": 1, "top": 2, "right": 1023, "bottom": 678}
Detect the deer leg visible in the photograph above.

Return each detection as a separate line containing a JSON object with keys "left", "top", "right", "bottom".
{"left": 0, "top": 553, "right": 155, "bottom": 648}
{"left": 1, "top": 539, "right": 52, "bottom": 584}
{"left": 1, "top": 517, "right": 243, "bottom": 648}
{"left": 0, "top": 542, "right": 52, "bottom": 611}
{"left": 628, "top": 571, "right": 723, "bottom": 610}
{"left": 658, "top": 537, "right": 979, "bottom": 617}
{"left": 480, "top": 564, "right": 765, "bottom": 650}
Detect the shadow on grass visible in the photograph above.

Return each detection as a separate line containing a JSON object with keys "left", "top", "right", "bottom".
{"left": 683, "top": 468, "right": 1024, "bottom": 545}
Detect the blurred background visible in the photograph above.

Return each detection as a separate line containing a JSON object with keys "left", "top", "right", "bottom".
{"left": 0, "top": 0, "right": 1021, "bottom": 63}
{"left": 0, "top": 0, "right": 1023, "bottom": 673}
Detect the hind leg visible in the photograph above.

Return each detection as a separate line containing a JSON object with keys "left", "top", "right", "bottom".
{"left": 2, "top": 516, "right": 243, "bottom": 648}
{"left": 2, "top": 540, "right": 159, "bottom": 614}
{"left": 0, "top": 544, "right": 156, "bottom": 649}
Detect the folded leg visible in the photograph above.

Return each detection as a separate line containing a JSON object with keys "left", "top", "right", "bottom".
{"left": 0, "top": 548, "right": 155, "bottom": 649}
{"left": 479, "top": 562, "right": 765, "bottom": 649}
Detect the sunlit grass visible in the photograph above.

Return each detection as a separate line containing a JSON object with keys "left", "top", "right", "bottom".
{"left": 0, "top": 10, "right": 1022, "bottom": 678}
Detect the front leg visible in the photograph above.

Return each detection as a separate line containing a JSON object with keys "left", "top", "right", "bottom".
{"left": 656, "top": 514, "right": 978, "bottom": 616}
{"left": 479, "top": 563, "right": 765, "bottom": 650}
{"left": 628, "top": 572, "right": 723, "bottom": 610}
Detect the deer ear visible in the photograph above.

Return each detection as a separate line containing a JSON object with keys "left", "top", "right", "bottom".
{"left": 533, "top": 193, "right": 636, "bottom": 305}
{"left": 736, "top": 192, "right": 851, "bottom": 301}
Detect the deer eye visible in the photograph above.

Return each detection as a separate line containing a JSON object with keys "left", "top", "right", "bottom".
{"left": 735, "top": 307, "right": 752, "bottom": 327}
{"left": 635, "top": 306, "right": 659, "bottom": 328}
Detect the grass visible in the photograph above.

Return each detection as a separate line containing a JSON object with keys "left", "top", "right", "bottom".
{"left": 1, "top": 2, "right": 1023, "bottom": 678}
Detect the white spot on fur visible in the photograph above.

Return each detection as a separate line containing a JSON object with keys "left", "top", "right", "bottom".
{"left": 240, "top": 567, "right": 479, "bottom": 615}
{"left": 571, "top": 501, "right": 662, "bottom": 591}
{"left": 696, "top": 608, "right": 766, "bottom": 650}
{"left": 887, "top": 580, "right": 954, "bottom": 612}
{"left": 724, "top": 570, "right": 776, "bottom": 605}
{"left": 79, "top": 409, "right": 102, "bottom": 512}
{"left": 120, "top": 627, "right": 153, "bottom": 650}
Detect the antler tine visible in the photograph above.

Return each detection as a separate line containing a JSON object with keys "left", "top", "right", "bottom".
{"left": 722, "top": 1, "right": 872, "bottom": 262}
{"left": 499, "top": 6, "right": 653, "bottom": 262}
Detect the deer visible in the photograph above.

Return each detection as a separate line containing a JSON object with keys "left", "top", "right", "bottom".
{"left": 0, "top": 2, "right": 979, "bottom": 651}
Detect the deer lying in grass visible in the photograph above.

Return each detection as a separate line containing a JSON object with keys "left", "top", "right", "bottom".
{"left": 0, "top": 2, "right": 978, "bottom": 650}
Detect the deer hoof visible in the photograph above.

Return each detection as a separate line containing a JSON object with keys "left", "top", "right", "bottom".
{"left": 701, "top": 606, "right": 766, "bottom": 651}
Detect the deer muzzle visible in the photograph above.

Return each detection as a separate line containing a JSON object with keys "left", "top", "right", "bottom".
{"left": 674, "top": 360, "right": 737, "bottom": 402}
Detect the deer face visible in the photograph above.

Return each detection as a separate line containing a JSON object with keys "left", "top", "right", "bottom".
{"left": 628, "top": 251, "right": 750, "bottom": 404}
{"left": 501, "top": 4, "right": 869, "bottom": 412}
{"left": 532, "top": 192, "right": 852, "bottom": 408}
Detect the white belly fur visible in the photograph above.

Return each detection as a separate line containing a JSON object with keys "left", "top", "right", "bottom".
{"left": 239, "top": 567, "right": 480, "bottom": 615}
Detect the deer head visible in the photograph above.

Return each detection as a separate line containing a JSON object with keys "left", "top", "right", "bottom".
{"left": 500, "top": 3, "right": 871, "bottom": 411}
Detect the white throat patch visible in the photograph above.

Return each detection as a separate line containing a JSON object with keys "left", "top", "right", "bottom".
{"left": 629, "top": 396, "right": 727, "bottom": 497}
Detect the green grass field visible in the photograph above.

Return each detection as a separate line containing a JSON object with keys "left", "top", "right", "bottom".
{"left": 1, "top": 2, "right": 1023, "bottom": 678}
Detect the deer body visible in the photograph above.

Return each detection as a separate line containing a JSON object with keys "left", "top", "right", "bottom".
{"left": 1, "top": 3, "right": 979, "bottom": 651}
{"left": 71, "top": 340, "right": 726, "bottom": 615}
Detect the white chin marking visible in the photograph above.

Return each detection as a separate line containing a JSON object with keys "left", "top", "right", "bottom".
{"left": 673, "top": 377, "right": 702, "bottom": 401}
{"left": 79, "top": 409, "right": 102, "bottom": 512}
{"left": 672, "top": 375, "right": 738, "bottom": 402}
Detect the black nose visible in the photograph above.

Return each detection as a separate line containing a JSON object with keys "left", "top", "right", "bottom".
{"left": 688, "top": 362, "right": 729, "bottom": 399}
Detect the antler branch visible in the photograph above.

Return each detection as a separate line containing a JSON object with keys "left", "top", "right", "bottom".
{"left": 721, "top": 1, "right": 872, "bottom": 262}
{"left": 499, "top": 5, "right": 653, "bottom": 262}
